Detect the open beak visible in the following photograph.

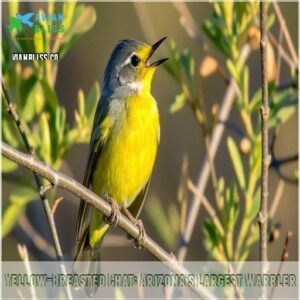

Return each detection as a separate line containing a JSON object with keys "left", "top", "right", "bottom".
{"left": 148, "top": 37, "right": 169, "bottom": 67}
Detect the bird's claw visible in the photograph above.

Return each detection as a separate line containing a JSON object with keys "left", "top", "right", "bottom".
{"left": 133, "top": 219, "right": 146, "bottom": 249}
{"left": 104, "top": 198, "right": 120, "bottom": 226}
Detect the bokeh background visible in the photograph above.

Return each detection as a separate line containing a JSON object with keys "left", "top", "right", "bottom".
{"left": 2, "top": 2, "right": 298, "bottom": 261}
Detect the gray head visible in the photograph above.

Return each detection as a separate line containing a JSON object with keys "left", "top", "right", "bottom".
{"left": 102, "top": 38, "right": 168, "bottom": 96}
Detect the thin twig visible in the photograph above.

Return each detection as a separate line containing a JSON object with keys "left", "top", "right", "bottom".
{"left": 178, "top": 155, "right": 189, "bottom": 238}
{"left": 177, "top": 44, "right": 251, "bottom": 262}
{"left": 187, "top": 180, "right": 224, "bottom": 237}
{"left": 258, "top": 2, "right": 270, "bottom": 298}
{"left": 269, "top": 231, "right": 293, "bottom": 299}
{"left": 170, "top": 1, "right": 253, "bottom": 263}
{"left": 16, "top": 288, "right": 25, "bottom": 300}
{"left": 17, "top": 244, "right": 37, "bottom": 300}
{"left": 268, "top": 32, "right": 295, "bottom": 70}
{"left": 1, "top": 142, "right": 217, "bottom": 300}
{"left": 227, "top": 263, "right": 244, "bottom": 300}
{"left": 132, "top": 3, "right": 158, "bottom": 44}
{"left": 18, "top": 215, "right": 56, "bottom": 259}
{"left": 51, "top": 196, "right": 64, "bottom": 214}
{"left": 275, "top": 27, "right": 283, "bottom": 85}
{"left": 172, "top": 2, "right": 209, "bottom": 51}
{"left": 272, "top": 1, "right": 298, "bottom": 65}
{"left": 269, "top": 179, "right": 284, "bottom": 219}
{"left": 1, "top": 81, "right": 73, "bottom": 300}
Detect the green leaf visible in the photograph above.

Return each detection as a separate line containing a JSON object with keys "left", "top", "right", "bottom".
{"left": 55, "top": 106, "right": 66, "bottom": 150}
{"left": 216, "top": 177, "right": 225, "bottom": 210}
{"left": 220, "top": 2, "right": 233, "bottom": 31}
{"left": 8, "top": 2, "right": 19, "bottom": 17}
{"left": 202, "top": 19, "right": 231, "bottom": 58}
{"left": 269, "top": 88, "right": 297, "bottom": 128}
{"left": 2, "top": 186, "right": 38, "bottom": 237}
{"left": 39, "top": 113, "right": 52, "bottom": 164}
{"left": 203, "top": 218, "right": 225, "bottom": 260}
{"left": 146, "top": 197, "right": 175, "bottom": 248}
{"left": 242, "top": 67, "right": 249, "bottom": 106}
{"left": 2, "top": 157, "right": 18, "bottom": 173}
{"left": 249, "top": 82, "right": 276, "bottom": 113}
{"left": 19, "top": 75, "right": 38, "bottom": 121}
{"left": 60, "top": 5, "right": 97, "bottom": 57}
{"left": 227, "top": 182, "right": 239, "bottom": 230}
{"left": 203, "top": 218, "right": 220, "bottom": 248}
{"left": 78, "top": 89, "right": 85, "bottom": 118}
{"left": 2, "top": 203, "right": 23, "bottom": 238}
{"left": 249, "top": 187, "right": 261, "bottom": 220}
{"left": 63, "top": 2, "right": 77, "bottom": 30}
{"left": 86, "top": 82, "right": 100, "bottom": 118}
{"left": 226, "top": 59, "right": 239, "bottom": 83}
{"left": 180, "top": 49, "right": 194, "bottom": 81}
{"left": 33, "top": 81, "right": 46, "bottom": 115}
{"left": 267, "top": 13, "right": 275, "bottom": 30}
{"left": 40, "top": 79, "right": 59, "bottom": 113}
{"left": 169, "top": 92, "right": 187, "bottom": 113}
{"left": 34, "top": 22, "right": 46, "bottom": 53}
{"left": 2, "top": 119, "right": 19, "bottom": 148}
{"left": 227, "top": 137, "right": 246, "bottom": 190}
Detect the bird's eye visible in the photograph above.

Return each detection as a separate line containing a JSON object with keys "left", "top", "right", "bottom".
{"left": 130, "top": 54, "right": 140, "bottom": 67}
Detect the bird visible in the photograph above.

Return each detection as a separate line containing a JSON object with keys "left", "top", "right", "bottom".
{"left": 6, "top": 16, "right": 23, "bottom": 32}
{"left": 16, "top": 13, "right": 34, "bottom": 27}
{"left": 75, "top": 37, "right": 168, "bottom": 295}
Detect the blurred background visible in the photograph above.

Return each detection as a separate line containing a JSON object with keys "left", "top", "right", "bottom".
{"left": 2, "top": 2, "right": 298, "bottom": 262}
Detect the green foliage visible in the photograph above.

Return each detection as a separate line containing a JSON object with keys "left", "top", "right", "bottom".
{"left": 164, "top": 39, "right": 196, "bottom": 114}
{"left": 146, "top": 197, "right": 180, "bottom": 249}
{"left": 2, "top": 1, "right": 98, "bottom": 237}
{"left": 203, "top": 2, "right": 259, "bottom": 59}
{"left": 2, "top": 186, "right": 38, "bottom": 237}
{"left": 160, "top": 1, "right": 298, "bottom": 264}
{"left": 227, "top": 137, "right": 246, "bottom": 190}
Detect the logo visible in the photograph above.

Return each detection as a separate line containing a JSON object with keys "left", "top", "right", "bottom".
{"left": 6, "top": 12, "right": 64, "bottom": 36}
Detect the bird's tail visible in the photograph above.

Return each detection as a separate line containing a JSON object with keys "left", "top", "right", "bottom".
{"left": 74, "top": 212, "right": 110, "bottom": 297}
{"left": 85, "top": 248, "right": 101, "bottom": 297}
{"left": 73, "top": 229, "right": 101, "bottom": 297}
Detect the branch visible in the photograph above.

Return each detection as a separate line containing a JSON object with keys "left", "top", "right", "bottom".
{"left": 168, "top": 0, "right": 253, "bottom": 264}
{"left": 272, "top": 1, "right": 298, "bottom": 66}
{"left": 2, "top": 81, "right": 73, "bottom": 300}
{"left": 172, "top": 2, "right": 210, "bottom": 51}
{"left": 176, "top": 44, "right": 251, "bottom": 262}
{"left": 1, "top": 142, "right": 217, "bottom": 300}
{"left": 18, "top": 215, "right": 56, "bottom": 259}
{"left": 269, "top": 231, "right": 293, "bottom": 299}
{"left": 258, "top": 2, "right": 270, "bottom": 298}
{"left": 17, "top": 244, "right": 37, "bottom": 300}
{"left": 268, "top": 32, "right": 296, "bottom": 70}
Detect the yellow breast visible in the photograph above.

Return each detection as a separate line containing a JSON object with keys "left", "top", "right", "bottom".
{"left": 91, "top": 94, "right": 159, "bottom": 208}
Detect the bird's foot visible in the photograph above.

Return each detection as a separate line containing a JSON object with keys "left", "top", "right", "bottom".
{"left": 104, "top": 198, "right": 120, "bottom": 226}
{"left": 133, "top": 219, "right": 146, "bottom": 250}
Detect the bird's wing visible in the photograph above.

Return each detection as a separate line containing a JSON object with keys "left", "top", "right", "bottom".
{"left": 127, "top": 175, "right": 152, "bottom": 219}
{"left": 75, "top": 94, "right": 110, "bottom": 242}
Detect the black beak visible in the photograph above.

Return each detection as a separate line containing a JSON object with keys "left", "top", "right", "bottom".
{"left": 148, "top": 36, "right": 169, "bottom": 67}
